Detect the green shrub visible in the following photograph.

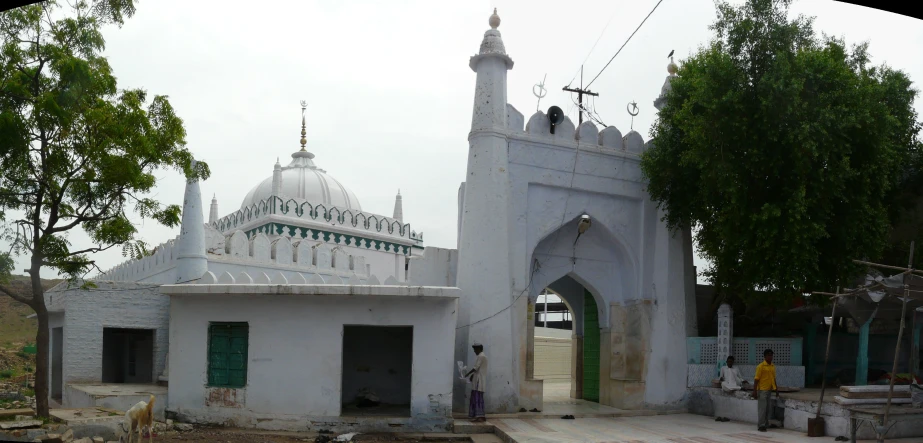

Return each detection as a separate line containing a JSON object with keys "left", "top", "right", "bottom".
{"left": 0, "top": 370, "right": 13, "bottom": 379}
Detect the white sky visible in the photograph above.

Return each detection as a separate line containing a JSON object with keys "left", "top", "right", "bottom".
{"left": 4, "top": 0, "right": 922, "bottom": 282}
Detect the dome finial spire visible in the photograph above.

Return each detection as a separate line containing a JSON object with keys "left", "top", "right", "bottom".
{"left": 299, "top": 100, "right": 308, "bottom": 151}
{"left": 489, "top": 8, "right": 500, "bottom": 29}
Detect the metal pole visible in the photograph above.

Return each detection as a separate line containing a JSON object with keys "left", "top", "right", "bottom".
{"left": 815, "top": 287, "right": 839, "bottom": 419}
{"left": 579, "top": 66, "right": 584, "bottom": 125}
{"left": 544, "top": 292, "right": 548, "bottom": 328}
{"left": 912, "top": 309, "right": 919, "bottom": 381}
{"left": 883, "top": 241, "right": 914, "bottom": 431}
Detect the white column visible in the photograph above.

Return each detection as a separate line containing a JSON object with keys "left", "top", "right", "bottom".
{"left": 717, "top": 303, "right": 734, "bottom": 367}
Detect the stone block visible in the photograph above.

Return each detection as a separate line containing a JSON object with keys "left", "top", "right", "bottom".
{"left": 0, "top": 420, "right": 43, "bottom": 430}
{"left": 40, "top": 434, "right": 63, "bottom": 443}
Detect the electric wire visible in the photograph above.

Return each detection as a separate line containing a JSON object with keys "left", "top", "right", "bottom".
{"left": 454, "top": 262, "right": 577, "bottom": 330}
{"left": 565, "top": 7, "right": 620, "bottom": 88}
{"left": 584, "top": 0, "right": 666, "bottom": 90}
{"left": 455, "top": 260, "right": 541, "bottom": 331}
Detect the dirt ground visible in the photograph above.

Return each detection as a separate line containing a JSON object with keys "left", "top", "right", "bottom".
{"left": 149, "top": 429, "right": 311, "bottom": 442}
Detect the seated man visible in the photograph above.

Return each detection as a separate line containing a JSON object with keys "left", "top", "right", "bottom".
{"left": 720, "top": 356, "right": 749, "bottom": 393}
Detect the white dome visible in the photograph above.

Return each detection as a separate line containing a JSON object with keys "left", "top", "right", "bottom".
{"left": 240, "top": 150, "right": 362, "bottom": 211}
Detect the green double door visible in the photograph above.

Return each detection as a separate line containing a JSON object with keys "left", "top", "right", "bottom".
{"left": 582, "top": 289, "right": 600, "bottom": 402}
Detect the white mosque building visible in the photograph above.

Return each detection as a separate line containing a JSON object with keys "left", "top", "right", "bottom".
{"left": 42, "top": 8, "right": 696, "bottom": 434}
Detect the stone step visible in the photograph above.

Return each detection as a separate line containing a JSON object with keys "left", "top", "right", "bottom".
{"left": 0, "top": 408, "right": 34, "bottom": 419}
{"left": 0, "top": 420, "right": 42, "bottom": 430}
{"left": 451, "top": 408, "right": 682, "bottom": 421}
{"left": 453, "top": 420, "right": 495, "bottom": 434}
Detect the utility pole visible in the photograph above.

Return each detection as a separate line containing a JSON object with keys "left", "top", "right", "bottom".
{"left": 563, "top": 66, "right": 599, "bottom": 125}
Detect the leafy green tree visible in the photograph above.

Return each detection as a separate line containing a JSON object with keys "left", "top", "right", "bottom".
{"left": 641, "top": 0, "right": 922, "bottom": 307}
{"left": 0, "top": 0, "right": 209, "bottom": 416}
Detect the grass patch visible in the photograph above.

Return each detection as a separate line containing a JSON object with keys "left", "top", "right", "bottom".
{"left": 0, "top": 370, "right": 13, "bottom": 379}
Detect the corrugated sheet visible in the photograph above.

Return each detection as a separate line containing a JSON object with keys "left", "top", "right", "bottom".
{"left": 534, "top": 337, "right": 571, "bottom": 380}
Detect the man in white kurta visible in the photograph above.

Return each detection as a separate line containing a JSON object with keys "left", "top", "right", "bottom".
{"left": 720, "top": 356, "right": 749, "bottom": 393}
{"left": 464, "top": 342, "right": 488, "bottom": 422}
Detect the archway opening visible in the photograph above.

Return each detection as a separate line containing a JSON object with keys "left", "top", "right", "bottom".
{"left": 533, "top": 289, "right": 572, "bottom": 401}
{"left": 531, "top": 275, "right": 602, "bottom": 405}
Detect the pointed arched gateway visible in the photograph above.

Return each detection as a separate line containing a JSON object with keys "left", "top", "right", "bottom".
{"left": 453, "top": 9, "right": 695, "bottom": 414}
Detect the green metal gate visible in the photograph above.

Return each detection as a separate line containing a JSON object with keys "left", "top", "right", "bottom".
{"left": 582, "top": 289, "right": 600, "bottom": 402}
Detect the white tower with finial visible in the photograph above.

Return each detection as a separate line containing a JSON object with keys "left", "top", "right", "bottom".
{"left": 209, "top": 194, "right": 219, "bottom": 224}
{"left": 651, "top": 53, "right": 699, "bottom": 337}
{"left": 469, "top": 8, "right": 513, "bottom": 130}
{"left": 175, "top": 160, "right": 208, "bottom": 283}
{"left": 392, "top": 189, "right": 403, "bottom": 222}
{"left": 654, "top": 55, "right": 679, "bottom": 111}
{"left": 455, "top": 8, "right": 520, "bottom": 413}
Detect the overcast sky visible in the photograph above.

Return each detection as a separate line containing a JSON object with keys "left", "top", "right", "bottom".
{"left": 5, "top": 0, "right": 922, "bottom": 281}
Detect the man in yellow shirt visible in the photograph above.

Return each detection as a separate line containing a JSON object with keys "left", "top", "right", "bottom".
{"left": 752, "top": 348, "right": 777, "bottom": 432}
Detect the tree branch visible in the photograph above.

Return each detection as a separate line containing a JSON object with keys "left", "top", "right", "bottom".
{"left": 54, "top": 242, "right": 119, "bottom": 258}
{"left": 46, "top": 156, "right": 89, "bottom": 232}
{"left": 0, "top": 283, "right": 34, "bottom": 306}
{"left": 48, "top": 190, "right": 124, "bottom": 234}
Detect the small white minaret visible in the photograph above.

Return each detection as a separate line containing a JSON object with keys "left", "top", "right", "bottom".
{"left": 392, "top": 189, "right": 403, "bottom": 221}
{"left": 175, "top": 159, "right": 208, "bottom": 283}
{"left": 271, "top": 157, "right": 282, "bottom": 197}
{"left": 209, "top": 194, "right": 219, "bottom": 224}
{"left": 469, "top": 8, "right": 514, "bottom": 130}
{"left": 652, "top": 54, "right": 698, "bottom": 336}
{"left": 455, "top": 8, "right": 518, "bottom": 413}
{"left": 653, "top": 56, "right": 679, "bottom": 111}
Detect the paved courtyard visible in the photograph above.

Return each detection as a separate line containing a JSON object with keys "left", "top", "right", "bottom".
{"left": 492, "top": 413, "right": 923, "bottom": 443}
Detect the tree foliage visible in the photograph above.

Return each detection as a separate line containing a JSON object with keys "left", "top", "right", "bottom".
{"left": 0, "top": 0, "right": 209, "bottom": 416}
{"left": 641, "top": 0, "right": 922, "bottom": 306}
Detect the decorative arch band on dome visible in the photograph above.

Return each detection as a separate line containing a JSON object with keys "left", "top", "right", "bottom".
{"left": 213, "top": 196, "right": 422, "bottom": 242}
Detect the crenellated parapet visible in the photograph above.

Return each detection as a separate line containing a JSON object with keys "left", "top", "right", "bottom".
{"left": 509, "top": 104, "right": 649, "bottom": 155}
{"left": 211, "top": 196, "right": 424, "bottom": 246}
{"left": 95, "top": 236, "right": 181, "bottom": 282}
{"left": 94, "top": 223, "right": 386, "bottom": 283}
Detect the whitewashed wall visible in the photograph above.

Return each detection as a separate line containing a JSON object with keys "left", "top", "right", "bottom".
{"left": 44, "top": 281, "right": 169, "bottom": 406}
{"left": 408, "top": 247, "right": 458, "bottom": 287}
{"left": 166, "top": 288, "right": 458, "bottom": 432}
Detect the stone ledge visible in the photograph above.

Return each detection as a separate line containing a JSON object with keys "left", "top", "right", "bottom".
{"left": 161, "top": 284, "right": 461, "bottom": 298}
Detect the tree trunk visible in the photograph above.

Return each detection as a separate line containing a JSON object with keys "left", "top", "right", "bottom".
{"left": 29, "top": 271, "right": 49, "bottom": 418}
{"left": 33, "top": 303, "right": 49, "bottom": 417}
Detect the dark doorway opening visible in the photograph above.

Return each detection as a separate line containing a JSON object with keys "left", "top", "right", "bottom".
{"left": 341, "top": 325, "right": 413, "bottom": 417}
{"left": 102, "top": 328, "right": 154, "bottom": 383}
{"left": 51, "top": 327, "right": 63, "bottom": 401}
